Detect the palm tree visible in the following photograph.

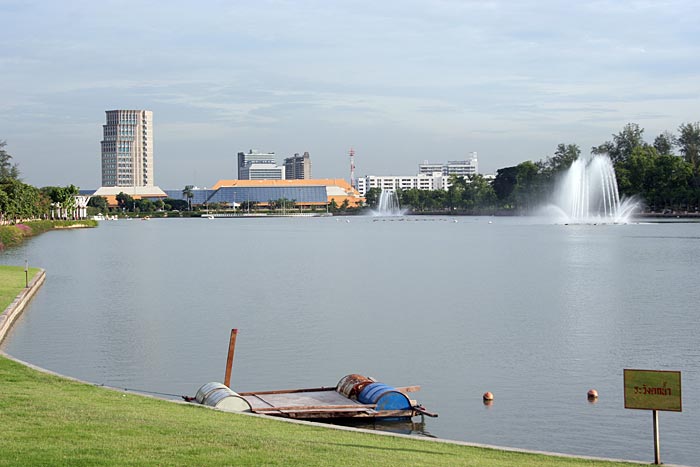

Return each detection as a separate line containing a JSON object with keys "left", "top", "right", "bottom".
{"left": 182, "top": 185, "right": 194, "bottom": 211}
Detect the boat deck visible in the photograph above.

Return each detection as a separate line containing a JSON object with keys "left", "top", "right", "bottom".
{"left": 237, "top": 387, "right": 418, "bottom": 419}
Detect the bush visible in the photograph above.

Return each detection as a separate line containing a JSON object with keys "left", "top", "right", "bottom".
{"left": 0, "top": 225, "right": 26, "bottom": 250}
{"left": 0, "top": 220, "right": 97, "bottom": 251}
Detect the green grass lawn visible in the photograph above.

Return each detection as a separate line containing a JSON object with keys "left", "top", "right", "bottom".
{"left": 0, "top": 266, "right": 648, "bottom": 466}
{"left": 0, "top": 355, "right": 649, "bottom": 467}
{"left": 0, "top": 265, "right": 41, "bottom": 311}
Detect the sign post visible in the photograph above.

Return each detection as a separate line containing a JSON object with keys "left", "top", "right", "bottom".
{"left": 624, "top": 369, "right": 682, "bottom": 465}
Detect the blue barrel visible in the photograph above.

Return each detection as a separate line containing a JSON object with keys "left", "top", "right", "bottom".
{"left": 357, "top": 382, "right": 411, "bottom": 411}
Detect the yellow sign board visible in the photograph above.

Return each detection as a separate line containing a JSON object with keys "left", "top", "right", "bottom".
{"left": 624, "top": 369, "right": 682, "bottom": 412}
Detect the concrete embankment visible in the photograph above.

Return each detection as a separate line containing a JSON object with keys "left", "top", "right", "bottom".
{"left": 0, "top": 269, "right": 45, "bottom": 343}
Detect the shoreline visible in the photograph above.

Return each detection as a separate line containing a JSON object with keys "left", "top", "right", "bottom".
{"left": 0, "top": 268, "right": 45, "bottom": 344}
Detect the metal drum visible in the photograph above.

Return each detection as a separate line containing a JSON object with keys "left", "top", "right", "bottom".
{"left": 195, "top": 382, "right": 225, "bottom": 404}
{"left": 195, "top": 382, "right": 252, "bottom": 412}
{"left": 357, "top": 382, "right": 411, "bottom": 411}
{"left": 336, "top": 374, "right": 375, "bottom": 400}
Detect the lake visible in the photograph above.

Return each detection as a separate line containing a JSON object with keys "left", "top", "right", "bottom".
{"left": 2, "top": 215, "right": 699, "bottom": 465}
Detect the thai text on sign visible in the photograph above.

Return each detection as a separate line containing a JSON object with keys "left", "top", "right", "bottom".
{"left": 624, "top": 369, "right": 682, "bottom": 412}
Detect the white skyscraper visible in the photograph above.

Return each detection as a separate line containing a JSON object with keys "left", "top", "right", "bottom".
{"left": 101, "top": 110, "right": 154, "bottom": 187}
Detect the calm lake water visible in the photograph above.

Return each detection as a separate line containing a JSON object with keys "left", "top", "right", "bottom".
{"left": 3, "top": 216, "right": 700, "bottom": 465}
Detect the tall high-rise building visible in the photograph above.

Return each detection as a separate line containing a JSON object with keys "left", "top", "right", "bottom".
{"left": 284, "top": 152, "right": 312, "bottom": 180}
{"left": 101, "top": 110, "right": 154, "bottom": 187}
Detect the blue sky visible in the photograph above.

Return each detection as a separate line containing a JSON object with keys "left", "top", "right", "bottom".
{"left": 1, "top": 0, "right": 699, "bottom": 189}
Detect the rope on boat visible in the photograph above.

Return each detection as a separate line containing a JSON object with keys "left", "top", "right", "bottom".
{"left": 95, "top": 383, "right": 193, "bottom": 401}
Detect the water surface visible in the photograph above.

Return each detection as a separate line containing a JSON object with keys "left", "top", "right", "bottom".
{"left": 3, "top": 216, "right": 699, "bottom": 465}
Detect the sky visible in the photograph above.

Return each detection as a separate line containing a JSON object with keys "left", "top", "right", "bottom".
{"left": 1, "top": 0, "right": 699, "bottom": 190}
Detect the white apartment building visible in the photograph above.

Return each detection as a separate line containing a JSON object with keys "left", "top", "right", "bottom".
{"left": 418, "top": 153, "right": 478, "bottom": 177}
{"left": 101, "top": 110, "right": 153, "bottom": 187}
{"left": 356, "top": 173, "right": 449, "bottom": 196}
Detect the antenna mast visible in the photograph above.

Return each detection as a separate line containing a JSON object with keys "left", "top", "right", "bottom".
{"left": 349, "top": 148, "right": 356, "bottom": 189}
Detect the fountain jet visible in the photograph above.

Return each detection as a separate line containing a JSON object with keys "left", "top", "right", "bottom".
{"left": 550, "top": 154, "right": 638, "bottom": 224}
{"left": 373, "top": 190, "right": 404, "bottom": 216}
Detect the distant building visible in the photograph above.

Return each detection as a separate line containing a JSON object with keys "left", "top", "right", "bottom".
{"left": 356, "top": 152, "right": 480, "bottom": 196}
{"left": 167, "top": 179, "right": 363, "bottom": 210}
{"left": 90, "top": 186, "right": 167, "bottom": 208}
{"left": 418, "top": 153, "right": 478, "bottom": 178}
{"left": 101, "top": 110, "right": 154, "bottom": 187}
{"left": 237, "top": 150, "right": 284, "bottom": 180}
{"left": 356, "top": 173, "right": 449, "bottom": 196}
{"left": 284, "top": 152, "right": 312, "bottom": 180}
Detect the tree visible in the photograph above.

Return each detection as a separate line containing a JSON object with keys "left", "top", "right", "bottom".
{"left": 447, "top": 175, "right": 467, "bottom": 210}
{"left": 134, "top": 198, "right": 154, "bottom": 213}
{"left": 492, "top": 166, "right": 519, "bottom": 206}
{"left": 0, "top": 179, "right": 41, "bottom": 221}
{"left": 463, "top": 174, "right": 497, "bottom": 212}
{"left": 545, "top": 143, "right": 580, "bottom": 174}
{"left": 653, "top": 131, "right": 676, "bottom": 156}
{"left": 164, "top": 198, "right": 188, "bottom": 211}
{"left": 513, "top": 161, "right": 546, "bottom": 211}
{"left": 239, "top": 200, "right": 257, "bottom": 213}
{"left": 364, "top": 187, "right": 381, "bottom": 208}
{"left": 41, "top": 185, "right": 79, "bottom": 219}
{"left": 677, "top": 122, "right": 700, "bottom": 175}
{"left": 400, "top": 188, "right": 423, "bottom": 211}
{"left": 328, "top": 199, "right": 339, "bottom": 213}
{"left": 182, "top": 185, "right": 194, "bottom": 210}
{"left": 615, "top": 145, "right": 658, "bottom": 198}
{"left": 88, "top": 196, "right": 108, "bottom": 212}
{"left": 116, "top": 192, "right": 134, "bottom": 211}
{"left": 592, "top": 123, "right": 646, "bottom": 164}
{"left": 0, "top": 140, "right": 20, "bottom": 182}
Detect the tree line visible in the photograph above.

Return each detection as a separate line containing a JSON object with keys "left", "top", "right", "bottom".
{"left": 0, "top": 140, "right": 83, "bottom": 223}
{"left": 365, "top": 122, "right": 700, "bottom": 214}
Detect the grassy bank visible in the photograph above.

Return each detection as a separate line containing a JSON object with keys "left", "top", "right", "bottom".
{"left": 0, "top": 219, "right": 97, "bottom": 250}
{"left": 0, "top": 265, "right": 41, "bottom": 310}
{"left": 0, "top": 355, "right": 647, "bottom": 467}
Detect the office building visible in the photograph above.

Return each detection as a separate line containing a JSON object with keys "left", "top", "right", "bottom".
{"left": 284, "top": 152, "right": 312, "bottom": 180}
{"left": 237, "top": 150, "right": 285, "bottom": 180}
{"left": 101, "top": 110, "right": 154, "bottom": 187}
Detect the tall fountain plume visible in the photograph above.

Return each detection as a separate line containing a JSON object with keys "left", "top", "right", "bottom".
{"left": 374, "top": 189, "right": 403, "bottom": 216}
{"left": 550, "top": 154, "right": 638, "bottom": 224}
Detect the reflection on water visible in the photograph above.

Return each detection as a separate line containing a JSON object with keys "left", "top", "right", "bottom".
{"left": 322, "top": 418, "right": 435, "bottom": 438}
{"left": 2, "top": 217, "right": 700, "bottom": 465}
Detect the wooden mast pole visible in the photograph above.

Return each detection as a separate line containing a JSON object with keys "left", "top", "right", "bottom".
{"left": 224, "top": 329, "right": 238, "bottom": 388}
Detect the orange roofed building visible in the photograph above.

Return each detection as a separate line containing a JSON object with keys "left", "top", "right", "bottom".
{"left": 209, "top": 179, "right": 364, "bottom": 208}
